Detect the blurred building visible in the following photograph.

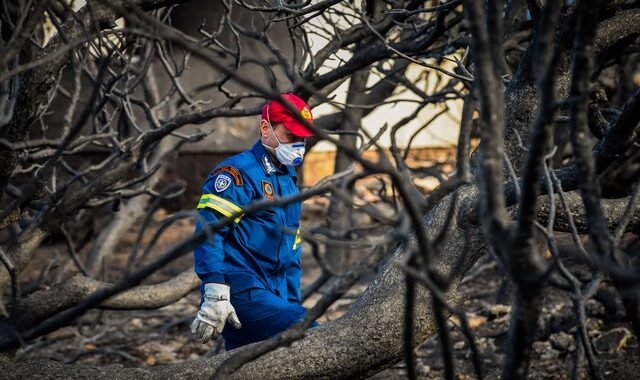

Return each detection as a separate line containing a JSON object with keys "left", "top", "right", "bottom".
{"left": 42, "top": 1, "right": 463, "bottom": 202}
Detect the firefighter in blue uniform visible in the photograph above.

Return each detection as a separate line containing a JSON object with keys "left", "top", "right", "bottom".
{"left": 191, "top": 93, "right": 318, "bottom": 350}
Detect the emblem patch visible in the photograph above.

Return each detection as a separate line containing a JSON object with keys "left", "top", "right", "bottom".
{"left": 214, "top": 174, "right": 232, "bottom": 192}
{"left": 262, "top": 155, "right": 277, "bottom": 175}
{"left": 301, "top": 108, "right": 312, "bottom": 120}
{"left": 213, "top": 165, "right": 244, "bottom": 186}
{"left": 262, "top": 180, "right": 274, "bottom": 200}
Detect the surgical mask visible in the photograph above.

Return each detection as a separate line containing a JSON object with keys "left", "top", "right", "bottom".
{"left": 263, "top": 105, "right": 306, "bottom": 166}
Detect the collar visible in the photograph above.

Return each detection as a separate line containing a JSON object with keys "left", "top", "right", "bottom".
{"left": 251, "top": 140, "right": 297, "bottom": 179}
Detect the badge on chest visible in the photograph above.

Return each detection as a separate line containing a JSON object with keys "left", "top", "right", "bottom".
{"left": 262, "top": 180, "right": 274, "bottom": 200}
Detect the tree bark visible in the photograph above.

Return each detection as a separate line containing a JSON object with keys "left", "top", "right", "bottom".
{"left": 326, "top": 68, "right": 369, "bottom": 272}
{"left": 13, "top": 270, "right": 199, "bottom": 331}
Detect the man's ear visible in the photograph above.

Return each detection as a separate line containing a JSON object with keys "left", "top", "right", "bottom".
{"left": 259, "top": 119, "right": 270, "bottom": 137}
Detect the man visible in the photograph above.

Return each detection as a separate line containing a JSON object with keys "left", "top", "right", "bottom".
{"left": 191, "top": 93, "right": 318, "bottom": 350}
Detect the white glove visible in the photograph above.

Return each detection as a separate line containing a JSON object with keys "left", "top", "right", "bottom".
{"left": 191, "top": 283, "right": 242, "bottom": 343}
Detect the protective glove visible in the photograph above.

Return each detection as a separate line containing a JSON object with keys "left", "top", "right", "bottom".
{"left": 191, "top": 283, "right": 242, "bottom": 343}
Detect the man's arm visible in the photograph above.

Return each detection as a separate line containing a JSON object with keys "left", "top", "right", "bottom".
{"left": 191, "top": 165, "right": 253, "bottom": 343}
{"left": 193, "top": 211, "right": 230, "bottom": 284}
{"left": 193, "top": 165, "right": 253, "bottom": 283}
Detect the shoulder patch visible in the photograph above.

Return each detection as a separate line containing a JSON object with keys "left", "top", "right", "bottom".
{"left": 214, "top": 174, "right": 232, "bottom": 192}
{"left": 262, "top": 180, "right": 274, "bottom": 200}
{"left": 213, "top": 165, "right": 244, "bottom": 186}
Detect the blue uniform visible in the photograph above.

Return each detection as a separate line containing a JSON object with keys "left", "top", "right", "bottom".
{"left": 194, "top": 140, "right": 315, "bottom": 350}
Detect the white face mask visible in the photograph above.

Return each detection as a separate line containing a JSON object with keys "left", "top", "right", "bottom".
{"left": 263, "top": 105, "right": 306, "bottom": 167}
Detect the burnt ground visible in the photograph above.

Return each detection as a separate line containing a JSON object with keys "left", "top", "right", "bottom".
{"left": 10, "top": 204, "right": 640, "bottom": 379}
{"left": 371, "top": 251, "right": 640, "bottom": 380}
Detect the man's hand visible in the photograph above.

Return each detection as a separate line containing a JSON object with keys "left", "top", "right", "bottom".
{"left": 191, "top": 283, "right": 242, "bottom": 343}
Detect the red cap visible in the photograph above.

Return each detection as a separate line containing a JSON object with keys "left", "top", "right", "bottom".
{"left": 262, "top": 93, "right": 315, "bottom": 137}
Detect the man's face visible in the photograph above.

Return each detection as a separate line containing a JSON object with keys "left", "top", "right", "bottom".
{"left": 260, "top": 120, "right": 305, "bottom": 148}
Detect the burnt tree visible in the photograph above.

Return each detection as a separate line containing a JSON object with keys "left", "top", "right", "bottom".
{"left": 0, "top": 0, "right": 639, "bottom": 379}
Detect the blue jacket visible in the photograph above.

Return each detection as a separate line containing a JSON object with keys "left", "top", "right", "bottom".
{"left": 194, "top": 141, "right": 303, "bottom": 303}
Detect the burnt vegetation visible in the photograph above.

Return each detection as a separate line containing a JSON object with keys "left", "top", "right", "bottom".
{"left": 0, "top": 0, "right": 639, "bottom": 378}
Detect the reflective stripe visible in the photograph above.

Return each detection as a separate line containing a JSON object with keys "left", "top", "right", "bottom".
{"left": 197, "top": 194, "right": 243, "bottom": 223}
{"left": 200, "top": 194, "right": 243, "bottom": 213}
{"left": 293, "top": 229, "right": 301, "bottom": 250}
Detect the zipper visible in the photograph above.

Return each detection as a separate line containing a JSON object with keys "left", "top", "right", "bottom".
{"left": 273, "top": 173, "right": 285, "bottom": 272}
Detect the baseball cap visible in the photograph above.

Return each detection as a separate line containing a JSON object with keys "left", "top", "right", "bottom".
{"left": 261, "top": 93, "right": 315, "bottom": 137}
